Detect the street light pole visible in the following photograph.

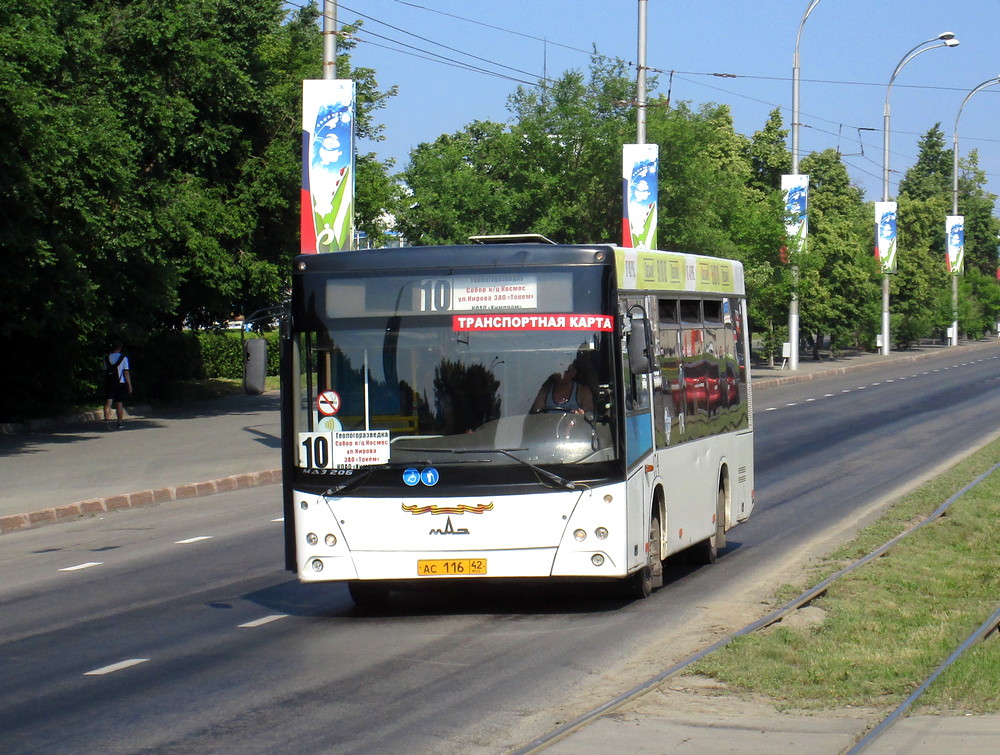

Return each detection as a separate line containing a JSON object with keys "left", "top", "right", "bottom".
{"left": 788, "top": 0, "right": 824, "bottom": 372}
{"left": 880, "top": 32, "right": 959, "bottom": 356}
{"left": 323, "top": 0, "right": 338, "bottom": 79}
{"left": 951, "top": 76, "right": 1000, "bottom": 346}
{"left": 636, "top": 0, "right": 647, "bottom": 144}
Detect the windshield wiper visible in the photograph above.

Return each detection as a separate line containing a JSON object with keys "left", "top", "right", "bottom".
{"left": 404, "top": 447, "right": 577, "bottom": 491}
{"left": 321, "top": 467, "right": 375, "bottom": 497}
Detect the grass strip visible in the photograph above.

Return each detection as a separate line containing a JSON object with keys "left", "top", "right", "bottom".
{"left": 691, "top": 436, "right": 1000, "bottom": 714}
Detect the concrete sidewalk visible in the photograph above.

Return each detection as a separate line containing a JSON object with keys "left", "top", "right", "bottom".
{"left": 0, "top": 391, "right": 281, "bottom": 534}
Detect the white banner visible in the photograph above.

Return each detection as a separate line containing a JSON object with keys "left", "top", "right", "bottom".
{"left": 781, "top": 174, "right": 809, "bottom": 257}
{"left": 622, "top": 144, "right": 658, "bottom": 250}
{"left": 875, "top": 202, "right": 898, "bottom": 273}
{"left": 946, "top": 215, "right": 964, "bottom": 275}
{"left": 301, "top": 79, "right": 355, "bottom": 253}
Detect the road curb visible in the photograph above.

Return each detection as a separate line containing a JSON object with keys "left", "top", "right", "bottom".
{"left": 0, "top": 469, "right": 282, "bottom": 536}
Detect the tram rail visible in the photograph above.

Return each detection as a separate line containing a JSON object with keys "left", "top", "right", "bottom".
{"left": 514, "top": 461, "right": 1000, "bottom": 754}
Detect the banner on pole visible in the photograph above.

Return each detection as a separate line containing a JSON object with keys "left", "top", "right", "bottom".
{"left": 622, "top": 144, "right": 658, "bottom": 250}
{"left": 946, "top": 215, "right": 964, "bottom": 275}
{"left": 874, "top": 202, "right": 898, "bottom": 273}
{"left": 301, "top": 80, "right": 355, "bottom": 253}
{"left": 781, "top": 174, "right": 809, "bottom": 257}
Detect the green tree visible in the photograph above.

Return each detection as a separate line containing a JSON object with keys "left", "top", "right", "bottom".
{"left": 896, "top": 124, "right": 999, "bottom": 344}
{"left": 399, "top": 56, "right": 635, "bottom": 246}
{"left": 0, "top": 0, "right": 399, "bottom": 420}
{"left": 506, "top": 56, "right": 635, "bottom": 243}
{"left": 397, "top": 121, "right": 526, "bottom": 245}
{"left": 740, "top": 109, "right": 792, "bottom": 357}
{"left": 797, "top": 149, "right": 880, "bottom": 353}
{"left": 897, "top": 124, "right": 952, "bottom": 200}
{"left": 954, "top": 149, "right": 1000, "bottom": 278}
{"left": 748, "top": 108, "right": 792, "bottom": 194}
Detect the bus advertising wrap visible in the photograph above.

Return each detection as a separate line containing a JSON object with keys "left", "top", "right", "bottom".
{"left": 946, "top": 215, "right": 964, "bottom": 275}
{"left": 622, "top": 144, "right": 658, "bottom": 250}
{"left": 301, "top": 79, "right": 355, "bottom": 254}
{"left": 875, "top": 202, "right": 898, "bottom": 273}
{"left": 781, "top": 174, "right": 809, "bottom": 257}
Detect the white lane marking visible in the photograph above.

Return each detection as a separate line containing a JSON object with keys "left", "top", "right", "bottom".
{"left": 761, "top": 356, "right": 990, "bottom": 411}
{"left": 239, "top": 615, "right": 288, "bottom": 629}
{"left": 271, "top": 517, "right": 284, "bottom": 523}
{"left": 84, "top": 658, "right": 150, "bottom": 676}
{"left": 59, "top": 562, "right": 102, "bottom": 572}
{"left": 175, "top": 536, "right": 213, "bottom": 544}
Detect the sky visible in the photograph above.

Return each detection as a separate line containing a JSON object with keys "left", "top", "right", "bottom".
{"left": 319, "top": 0, "right": 1000, "bottom": 205}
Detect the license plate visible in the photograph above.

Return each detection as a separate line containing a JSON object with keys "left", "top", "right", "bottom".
{"left": 417, "top": 558, "right": 487, "bottom": 577}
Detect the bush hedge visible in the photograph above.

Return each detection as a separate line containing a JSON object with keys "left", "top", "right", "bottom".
{"left": 122, "top": 329, "right": 280, "bottom": 403}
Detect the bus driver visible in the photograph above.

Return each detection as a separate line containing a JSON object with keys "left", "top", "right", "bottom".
{"left": 530, "top": 356, "right": 594, "bottom": 416}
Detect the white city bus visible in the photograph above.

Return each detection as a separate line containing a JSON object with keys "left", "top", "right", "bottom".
{"left": 280, "top": 237, "right": 754, "bottom": 603}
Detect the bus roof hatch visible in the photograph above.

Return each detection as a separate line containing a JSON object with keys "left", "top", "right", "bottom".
{"left": 468, "top": 233, "right": 556, "bottom": 245}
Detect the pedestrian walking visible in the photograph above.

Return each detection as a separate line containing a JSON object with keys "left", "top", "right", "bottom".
{"left": 103, "top": 342, "right": 132, "bottom": 430}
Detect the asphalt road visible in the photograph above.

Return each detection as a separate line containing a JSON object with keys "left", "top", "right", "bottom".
{"left": 1, "top": 343, "right": 998, "bottom": 753}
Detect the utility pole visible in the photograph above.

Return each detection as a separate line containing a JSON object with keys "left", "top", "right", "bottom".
{"left": 636, "top": 0, "right": 647, "bottom": 144}
{"left": 323, "top": 0, "right": 337, "bottom": 80}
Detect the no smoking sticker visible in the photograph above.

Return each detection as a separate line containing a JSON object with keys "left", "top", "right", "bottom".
{"left": 317, "top": 390, "right": 341, "bottom": 416}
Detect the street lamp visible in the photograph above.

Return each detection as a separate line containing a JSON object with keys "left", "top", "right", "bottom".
{"left": 950, "top": 76, "right": 1000, "bottom": 346}
{"left": 791, "top": 0, "right": 823, "bottom": 174}
{"left": 880, "top": 32, "right": 959, "bottom": 355}
{"left": 788, "top": 0, "right": 824, "bottom": 371}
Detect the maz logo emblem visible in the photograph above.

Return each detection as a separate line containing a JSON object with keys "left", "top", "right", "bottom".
{"left": 429, "top": 517, "right": 469, "bottom": 535}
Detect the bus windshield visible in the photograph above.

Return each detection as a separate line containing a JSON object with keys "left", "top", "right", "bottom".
{"left": 291, "top": 267, "right": 618, "bottom": 476}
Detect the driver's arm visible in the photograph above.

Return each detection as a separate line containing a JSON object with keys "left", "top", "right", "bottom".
{"left": 530, "top": 378, "right": 551, "bottom": 414}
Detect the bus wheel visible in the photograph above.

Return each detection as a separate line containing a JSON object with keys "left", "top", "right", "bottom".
{"left": 349, "top": 581, "right": 390, "bottom": 608}
{"left": 693, "top": 486, "right": 725, "bottom": 564}
{"left": 624, "top": 515, "right": 662, "bottom": 599}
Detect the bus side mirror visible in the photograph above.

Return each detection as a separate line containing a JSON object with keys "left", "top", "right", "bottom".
{"left": 627, "top": 316, "right": 654, "bottom": 374}
{"left": 244, "top": 338, "right": 267, "bottom": 395}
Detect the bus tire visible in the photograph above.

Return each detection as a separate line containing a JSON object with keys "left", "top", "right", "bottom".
{"left": 624, "top": 515, "right": 662, "bottom": 599}
{"left": 692, "top": 484, "right": 725, "bottom": 564}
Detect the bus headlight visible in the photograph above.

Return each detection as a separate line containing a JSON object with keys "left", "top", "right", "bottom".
{"left": 573, "top": 529, "right": 587, "bottom": 542}
{"left": 325, "top": 533, "right": 337, "bottom": 547}
{"left": 311, "top": 558, "right": 324, "bottom": 572}
{"left": 595, "top": 527, "right": 609, "bottom": 540}
{"left": 306, "top": 532, "right": 319, "bottom": 546}
{"left": 591, "top": 554, "right": 605, "bottom": 566}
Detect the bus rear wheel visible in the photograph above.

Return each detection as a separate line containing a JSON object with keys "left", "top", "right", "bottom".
{"left": 692, "top": 485, "right": 726, "bottom": 564}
